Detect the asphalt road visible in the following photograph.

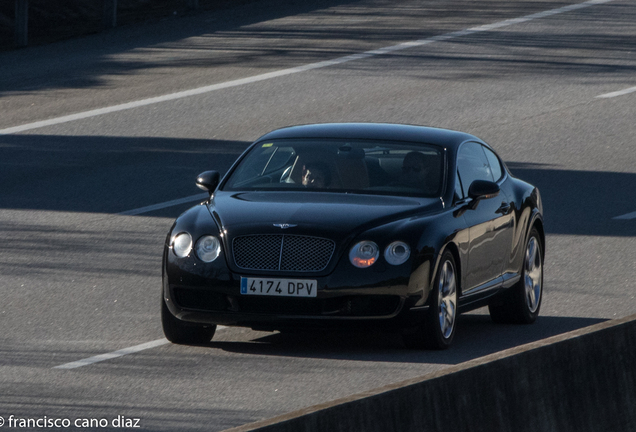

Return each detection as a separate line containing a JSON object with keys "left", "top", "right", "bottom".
{"left": 1, "top": 0, "right": 635, "bottom": 430}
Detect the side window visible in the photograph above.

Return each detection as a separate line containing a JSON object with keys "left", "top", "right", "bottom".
{"left": 456, "top": 142, "right": 492, "bottom": 196}
{"left": 482, "top": 146, "right": 503, "bottom": 182}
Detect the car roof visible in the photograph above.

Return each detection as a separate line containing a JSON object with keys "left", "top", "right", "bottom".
{"left": 255, "top": 123, "right": 480, "bottom": 149}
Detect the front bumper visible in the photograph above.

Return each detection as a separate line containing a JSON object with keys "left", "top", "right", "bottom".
{"left": 163, "top": 254, "right": 428, "bottom": 332}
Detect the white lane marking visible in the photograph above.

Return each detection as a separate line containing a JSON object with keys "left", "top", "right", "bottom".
{"left": 0, "top": 0, "right": 615, "bottom": 136}
{"left": 596, "top": 86, "right": 636, "bottom": 99}
{"left": 53, "top": 339, "right": 170, "bottom": 369}
{"left": 54, "top": 326, "right": 229, "bottom": 369}
{"left": 118, "top": 192, "right": 208, "bottom": 215}
{"left": 613, "top": 211, "right": 636, "bottom": 220}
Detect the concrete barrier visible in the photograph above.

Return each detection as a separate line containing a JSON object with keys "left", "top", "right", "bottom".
{"left": 225, "top": 314, "right": 636, "bottom": 432}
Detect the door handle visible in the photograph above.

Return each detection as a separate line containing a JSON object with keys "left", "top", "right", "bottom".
{"left": 496, "top": 202, "right": 512, "bottom": 215}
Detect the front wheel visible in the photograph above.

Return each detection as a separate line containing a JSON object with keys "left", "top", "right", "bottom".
{"left": 403, "top": 251, "right": 458, "bottom": 350}
{"left": 161, "top": 297, "right": 216, "bottom": 344}
{"left": 489, "top": 227, "right": 543, "bottom": 324}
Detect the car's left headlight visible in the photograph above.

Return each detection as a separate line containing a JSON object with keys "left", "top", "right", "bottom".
{"left": 195, "top": 235, "right": 222, "bottom": 262}
{"left": 384, "top": 241, "right": 411, "bottom": 265}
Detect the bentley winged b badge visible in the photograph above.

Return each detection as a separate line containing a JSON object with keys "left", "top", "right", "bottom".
{"left": 273, "top": 223, "right": 297, "bottom": 229}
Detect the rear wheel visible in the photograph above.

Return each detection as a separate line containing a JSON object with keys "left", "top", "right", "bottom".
{"left": 161, "top": 297, "right": 216, "bottom": 344}
{"left": 489, "top": 227, "right": 543, "bottom": 324}
{"left": 403, "top": 251, "right": 458, "bottom": 350}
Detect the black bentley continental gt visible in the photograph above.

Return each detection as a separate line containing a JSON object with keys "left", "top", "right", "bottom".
{"left": 162, "top": 123, "right": 544, "bottom": 349}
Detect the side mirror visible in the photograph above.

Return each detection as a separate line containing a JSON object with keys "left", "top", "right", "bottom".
{"left": 468, "top": 180, "right": 500, "bottom": 200}
{"left": 196, "top": 171, "right": 220, "bottom": 195}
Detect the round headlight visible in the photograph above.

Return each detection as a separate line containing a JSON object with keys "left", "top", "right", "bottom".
{"left": 384, "top": 241, "right": 411, "bottom": 265}
{"left": 195, "top": 235, "right": 221, "bottom": 263}
{"left": 172, "top": 232, "right": 192, "bottom": 258}
{"left": 349, "top": 241, "right": 379, "bottom": 268}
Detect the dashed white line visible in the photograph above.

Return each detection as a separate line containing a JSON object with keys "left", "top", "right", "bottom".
{"left": 54, "top": 326, "right": 229, "bottom": 369}
{"left": 118, "top": 192, "right": 208, "bottom": 215}
{"left": 0, "top": 0, "right": 616, "bottom": 136}
{"left": 53, "top": 339, "right": 170, "bottom": 369}
{"left": 613, "top": 211, "right": 636, "bottom": 220}
{"left": 596, "top": 86, "right": 636, "bottom": 99}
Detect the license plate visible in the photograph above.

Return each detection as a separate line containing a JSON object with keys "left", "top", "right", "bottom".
{"left": 240, "top": 277, "right": 318, "bottom": 298}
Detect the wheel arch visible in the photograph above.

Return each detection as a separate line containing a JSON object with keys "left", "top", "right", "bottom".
{"left": 437, "top": 242, "right": 462, "bottom": 296}
{"left": 530, "top": 213, "right": 545, "bottom": 261}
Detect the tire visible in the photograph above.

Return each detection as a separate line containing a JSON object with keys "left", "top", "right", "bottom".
{"left": 489, "top": 227, "right": 543, "bottom": 324}
{"left": 403, "top": 250, "right": 458, "bottom": 350}
{"left": 161, "top": 297, "right": 216, "bottom": 344}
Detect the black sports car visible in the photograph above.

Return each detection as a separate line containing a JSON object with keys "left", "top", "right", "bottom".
{"left": 162, "top": 123, "right": 544, "bottom": 349}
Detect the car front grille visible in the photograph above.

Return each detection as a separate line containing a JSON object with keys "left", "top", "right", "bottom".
{"left": 233, "top": 234, "right": 335, "bottom": 272}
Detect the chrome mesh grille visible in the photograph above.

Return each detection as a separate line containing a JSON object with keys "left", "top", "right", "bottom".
{"left": 233, "top": 234, "right": 335, "bottom": 272}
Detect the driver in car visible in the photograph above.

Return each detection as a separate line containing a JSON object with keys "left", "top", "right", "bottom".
{"left": 302, "top": 161, "right": 331, "bottom": 188}
{"left": 399, "top": 151, "right": 438, "bottom": 194}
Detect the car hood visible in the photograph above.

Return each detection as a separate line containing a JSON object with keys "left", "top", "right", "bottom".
{"left": 209, "top": 191, "right": 442, "bottom": 240}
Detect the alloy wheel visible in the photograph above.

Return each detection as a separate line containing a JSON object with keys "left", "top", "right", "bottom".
{"left": 437, "top": 260, "right": 457, "bottom": 339}
{"left": 524, "top": 237, "right": 543, "bottom": 313}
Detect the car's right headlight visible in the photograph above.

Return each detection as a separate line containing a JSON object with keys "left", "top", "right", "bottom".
{"left": 349, "top": 241, "right": 379, "bottom": 268}
{"left": 172, "top": 232, "right": 192, "bottom": 258}
{"left": 195, "top": 235, "right": 221, "bottom": 262}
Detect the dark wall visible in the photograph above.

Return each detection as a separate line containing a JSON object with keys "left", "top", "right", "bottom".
{"left": 1, "top": 0, "right": 258, "bottom": 50}
{"left": 234, "top": 315, "right": 636, "bottom": 432}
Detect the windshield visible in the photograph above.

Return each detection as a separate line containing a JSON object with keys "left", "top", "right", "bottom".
{"left": 222, "top": 139, "right": 444, "bottom": 197}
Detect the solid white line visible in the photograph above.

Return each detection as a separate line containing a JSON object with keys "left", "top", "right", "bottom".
{"left": 596, "top": 86, "right": 636, "bottom": 99}
{"left": 54, "top": 325, "right": 229, "bottom": 369}
{"left": 613, "top": 211, "right": 636, "bottom": 220}
{"left": 53, "top": 339, "right": 170, "bottom": 369}
{"left": 118, "top": 192, "right": 208, "bottom": 215}
{"left": 0, "top": 0, "right": 615, "bottom": 136}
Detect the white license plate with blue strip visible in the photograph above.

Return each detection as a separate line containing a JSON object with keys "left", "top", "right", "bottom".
{"left": 240, "top": 277, "right": 317, "bottom": 297}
